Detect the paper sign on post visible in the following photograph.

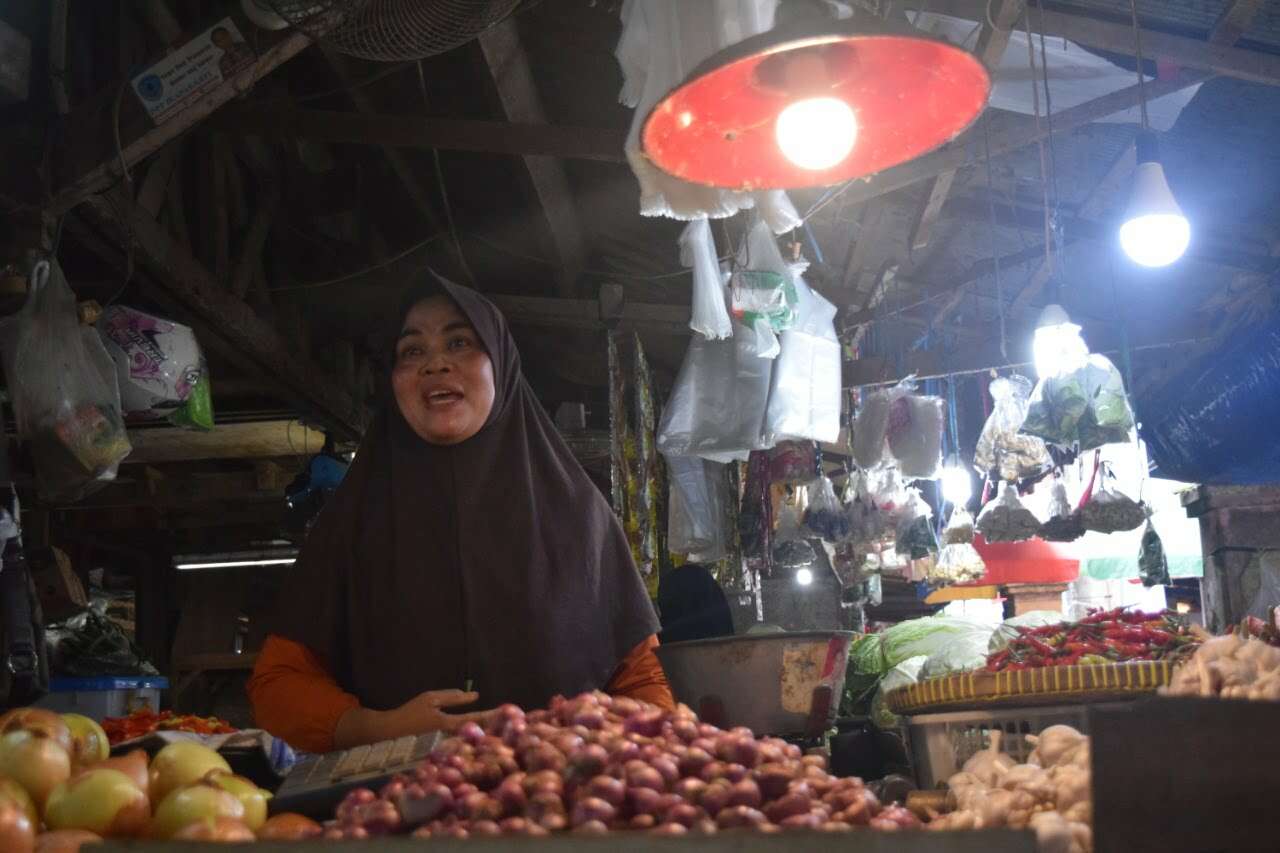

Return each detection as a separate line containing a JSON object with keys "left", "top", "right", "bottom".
{"left": 131, "top": 18, "right": 256, "bottom": 125}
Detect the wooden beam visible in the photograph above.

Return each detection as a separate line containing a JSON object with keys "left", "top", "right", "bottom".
{"left": 77, "top": 187, "right": 362, "bottom": 439}
{"left": 489, "top": 290, "right": 690, "bottom": 336}
{"left": 479, "top": 19, "right": 588, "bottom": 294}
{"left": 210, "top": 104, "right": 628, "bottom": 164}
{"left": 907, "top": 0, "right": 1024, "bottom": 252}
{"left": 840, "top": 200, "right": 888, "bottom": 294}
{"left": 231, "top": 189, "right": 279, "bottom": 299}
{"left": 135, "top": 147, "right": 177, "bottom": 217}
{"left": 929, "top": 0, "right": 1280, "bottom": 86}
{"left": 51, "top": 25, "right": 311, "bottom": 214}
{"left": 836, "top": 69, "right": 1209, "bottom": 210}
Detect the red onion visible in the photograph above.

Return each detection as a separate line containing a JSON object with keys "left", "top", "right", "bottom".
{"left": 650, "top": 822, "right": 688, "bottom": 836}
{"left": 574, "top": 820, "right": 609, "bottom": 835}
{"left": 650, "top": 756, "right": 679, "bottom": 786}
{"left": 716, "top": 805, "right": 767, "bottom": 830}
{"left": 663, "top": 803, "right": 702, "bottom": 828}
{"left": 699, "top": 781, "right": 731, "bottom": 816}
{"left": 628, "top": 814, "right": 656, "bottom": 830}
{"left": 780, "top": 813, "right": 823, "bottom": 830}
{"left": 471, "top": 820, "right": 502, "bottom": 836}
{"left": 624, "top": 761, "right": 664, "bottom": 793}
{"left": 763, "top": 791, "right": 811, "bottom": 823}
{"left": 673, "top": 778, "right": 707, "bottom": 804}
{"left": 627, "top": 786, "right": 663, "bottom": 817}
{"left": 582, "top": 775, "right": 626, "bottom": 808}
{"left": 726, "top": 779, "right": 762, "bottom": 810}
{"left": 678, "top": 748, "right": 713, "bottom": 779}
{"left": 570, "top": 797, "right": 617, "bottom": 827}
{"left": 754, "top": 764, "right": 792, "bottom": 800}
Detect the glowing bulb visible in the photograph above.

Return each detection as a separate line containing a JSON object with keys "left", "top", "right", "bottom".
{"left": 1120, "top": 134, "right": 1190, "bottom": 268}
{"left": 1033, "top": 304, "right": 1088, "bottom": 380}
{"left": 774, "top": 97, "right": 857, "bottom": 171}
{"left": 941, "top": 459, "right": 972, "bottom": 506}
{"left": 795, "top": 568, "right": 814, "bottom": 586}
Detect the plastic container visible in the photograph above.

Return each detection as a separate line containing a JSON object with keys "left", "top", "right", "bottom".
{"left": 36, "top": 676, "right": 168, "bottom": 719}
{"left": 903, "top": 702, "right": 1129, "bottom": 788}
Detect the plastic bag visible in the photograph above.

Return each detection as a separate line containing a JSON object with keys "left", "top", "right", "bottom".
{"left": 973, "top": 375, "right": 1051, "bottom": 480}
{"left": 1039, "top": 480, "right": 1085, "bottom": 542}
{"left": 768, "top": 440, "right": 817, "bottom": 484}
{"left": 665, "top": 455, "right": 728, "bottom": 561}
{"left": 772, "top": 502, "right": 817, "bottom": 569}
{"left": 765, "top": 273, "right": 841, "bottom": 444}
{"left": 886, "top": 393, "right": 945, "bottom": 478}
{"left": 730, "top": 220, "right": 798, "bottom": 336}
{"left": 943, "top": 507, "right": 975, "bottom": 545}
{"left": 894, "top": 490, "right": 937, "bottom": 560}
{"left": 656, "top": 320, "right": 773, "bottom": 461}
{"left": 1138, "top": 520, "right": 1171, "bottom": 588}
{"left": 0, "top": 260, "right": 131, "bottom": 502}
{"left": 976, "top": 482, "right": 1041, "bottom": 543}
{"left": 680, "top": 218, "right": 732, "bottom": 341}
{"left": 919, "top": 623, "right": 992, "bottom": 677}
{"left": 167, "top": 369, "right": 215, "bottom": 431}
{"left": 1081, "top": 482, "right": 1146, "bottom": 533}
{"left": 803, "top": 474, "right": 850, "bottom": 542}
{"left": 96, "top": 305, "right": 207, "bottom": 420}
{"left": 931, "top": 543, "right": 986, "bottom": 586}
{"left": 1022, "top": 354, "right": 1135, "bottom": 450}
{"left": 853, "top": 382, "right": 908, "bottom": 469}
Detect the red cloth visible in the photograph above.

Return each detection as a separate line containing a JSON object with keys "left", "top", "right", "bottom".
{"left": 969, "top": 535, "right": 1080, "bottom": 585}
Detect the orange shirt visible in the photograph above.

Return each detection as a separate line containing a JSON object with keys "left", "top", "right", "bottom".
{"left": 248, "top": 633, "right": 673, "bottom": 753}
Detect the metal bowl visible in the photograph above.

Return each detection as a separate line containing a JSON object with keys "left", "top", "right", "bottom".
{"left": 656, "top": 631, "right": 853, "bottom": 737}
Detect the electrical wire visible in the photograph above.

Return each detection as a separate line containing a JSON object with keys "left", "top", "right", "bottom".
{"left": 416, "top": 60, "right": 476, "bottom": 286}
{"left": 273, "top": 231, "right": 451, "bottom": 292}
{"left": 983, "top": 114, "right": 1009, "bottom": 360}
{"left": 1128, "top": 0, "right": 1151, "bottom": 130}
{"left": 1024, "top": 12, "right": 1054, "bottom": 287}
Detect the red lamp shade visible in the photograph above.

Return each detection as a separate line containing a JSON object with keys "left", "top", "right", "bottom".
{"left": 641, "top": 22, "right": 991, "bottom": 191}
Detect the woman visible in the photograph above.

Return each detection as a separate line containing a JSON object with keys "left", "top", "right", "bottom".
{"left": 657, "top": 563, "right": 735, "bottom": 645}
{"left": 249, "top": 276, "right": 671, "bottom": 753}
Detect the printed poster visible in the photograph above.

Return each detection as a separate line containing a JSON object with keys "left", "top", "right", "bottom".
{"left": 131, "top": 18, "right": 255, "bottom": 125}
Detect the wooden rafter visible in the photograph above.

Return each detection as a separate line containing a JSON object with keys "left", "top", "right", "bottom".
{"left": 907, "top": 0, "right": 1024, "bottom": 253}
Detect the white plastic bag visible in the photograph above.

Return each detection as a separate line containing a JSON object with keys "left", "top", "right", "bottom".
{"left": 976, "top": 482, "right": 1041, "bottom": 543}
{"left": 656, "top": 320, "right": 773, "bottom": 461}
{"left": 665, "top": 454, "right": 728, "bottom": 561}
{"left": 974, "top": 375, "right": 1051, "bottom": 480}
{"left": 765, "top": 273, "right": 841, "bottom": 444}
{"left": 803, "top": 474, "right": 849, "bottom": 542}
{"left": 853, "top": 384, "right": 910, "bottom": 470}
{"left": 0, "top": 260, "right": 131, "bottom": 502}
{"left": 887, "top": 392, "right": 945, "bottom": 479}
{"left": 680, "top": 218, "right": 732, "bottom": 341}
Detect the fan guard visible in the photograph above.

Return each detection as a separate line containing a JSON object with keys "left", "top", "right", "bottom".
{"left": 262, "top": 0, "right": 524, "bottom": 62}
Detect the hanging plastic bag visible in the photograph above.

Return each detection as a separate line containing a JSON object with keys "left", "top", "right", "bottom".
{"left": 0, "top": 260, "right": 131, "bottom": 502}
{"left": 1022, "top": 354, "right": 1135, "bottom": 450}
{"left": 894, "top": 490, "right": 937, "bottom": 560}
{"left": 943, "top": 507, "right": 976, "bottom": 545}
{"left": 772, "top": 502, "right": 817, "bottom": 569}
{"left": 973, "top": 375, "right": 1051, "bottom": 480}
{"left": 931, "top": 543, "right": 986, "bottom": 586}
{"left": 665, "top": 454, "right": 728, "bottom": 561}
{"left": 852, "top": 381, "right": 912, "bottom": 470}
{"left": 738, "top": 450, "right": 772, "bottom": 560}
{"left": 1080, "top": 482, "right": 1146, "bottom": 533}
{"left": 730, "top": 220, "right": 798, "bottom": 342}
{"left": 976, "top": 481, "right": 1041, "bottom": 543}
{"left": 656, "top": 320, "right": 772, "bottom": 461}
{"left": 167, "top": 370, "right": 215, "bottom": 431}
{"left": 765, "top": 272, "right": 841, "bottom": 444}
{"left": 803, "top": 474, "right": 850, "bottom": 542}
{"left": 1138, "top": 519, "right": 1171, "bottom": 588}
{"left": 768, "top": 440, "right": 818, "bottom": 484}
{"left": 886, "top": 392, "right": 945, "bottom": 479}
{"left": 680, "top": 218, "right": 732, "bottom": 341}
{"left": 1039, "top": 479, "right": 1085, "bottom": 542}
{"left": 96, "top": 305, "right": 207, "bottom": 420}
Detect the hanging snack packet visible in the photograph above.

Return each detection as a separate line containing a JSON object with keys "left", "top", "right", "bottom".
{"left": 1038, "top": 480, "right": 1085, "bottom": 542}
{"left": 886, "top": 392, "right": 945, "bottom": 479}
{"left": 1138, "top": 519, "right": 1172, "bottom": 587}
{"left": 803, "top": 474, "right": 850, "bottom": 542}
{"left": 943, "top": 507, "right": 976, "bottom": 545}
{"left": 974, "top": 375, "right": 1051, "bottom": 480}
{"left": 894, "top": 490, "right": 937, "bottom": 560}
{"left": 1081, "top": 482, "right": 1146, "bottom": 533}
{"left": 932, "top": 543, "right": 986, "bottom": 586}
{"left": 976, "top": 481, "right": 1041, "bottom": 543}
{"left": 773, "top": 502, "right": 817, "bottom": 569}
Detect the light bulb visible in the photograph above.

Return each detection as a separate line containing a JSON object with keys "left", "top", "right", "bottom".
{"left": 1033, "top": 304, "right": 1088, "bottom": 380}
{"left": 1120, "top": 134, "right": 1190, "bottom": 268}
{"left": 774, "top": 97, "right": 857, "bottom": 171}
{"left": 941, "top": 460, "right": 972, "bottom": 506}
{"left": 795, "top": 567, "right": 814, "bottom": 586}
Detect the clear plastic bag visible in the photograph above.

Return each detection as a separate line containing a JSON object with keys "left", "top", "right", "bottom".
{"left": 765, "top": 273, "right": 841, "bottom": 444}
{"left": 656, "top": 320, "right": 773, "bottom": 460}
{"left": 943, "top": 507, "right": 976, "bottom": 545}
{"left": 1080, "top": 482, "right": 1146, "bottom": 533}
{"left": 894, "top": 490, "right": 937, "bottom": 560}
{"left": 973, "top": 375, "right": 1051, "bottom": 480}
{"left": 665, "top": 454, "right": 728, "bottom": 561}
{"left": 931, "top": 543, "right": 986, "bottom": 586}
{"left": 679, "top": 218, "right": 732, "bottom": 341}
{"left": 1038, "top": 480, "right": 1085, "bottom": 542}
{"left": 852, "top": 381, "right": 912, "bottom": 470}
{"left": 803, "top": 474, "right": 850, "bottom": 542}
{"left": 730, "top": 220, "right": 798, "bottom": 336}
{"left": 0, "top": 260, "right": 131, "bottom": 502}
{"left": 1138, "top": 519, "right": 1171, "bottom": 588}
{"left": 976, "top": 482, "right": 1041, "bottom": 543}
{"left": 772, "top": 502, "right": 817, "bottom": 568}
{"left": 1022, "top": 354, "right": 1135, "bottom": 450}
{"left": 886, "top": 392, "right": 945, "bottom": 479}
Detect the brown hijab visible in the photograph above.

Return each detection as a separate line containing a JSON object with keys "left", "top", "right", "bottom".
{"left": 273, "top": 275, "right": 659, "bottom": 712}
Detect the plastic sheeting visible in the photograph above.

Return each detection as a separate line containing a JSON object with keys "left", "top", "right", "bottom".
{"left": 615, "top": 0, "right": 801, "bottom": 229}
{"left": 1140, "top": 322, "right": 1280, "bottom": 484}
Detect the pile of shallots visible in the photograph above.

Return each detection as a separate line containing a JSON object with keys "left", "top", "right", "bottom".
{"left": 326, "top": 692, "right": 922, "bottom": 839}
{"left": 926, "top": 726, "right": 1092, "bottom": 853}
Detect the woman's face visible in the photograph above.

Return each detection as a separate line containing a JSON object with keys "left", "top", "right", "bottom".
{"left": 392, "top": 296, "right": 496, "bottom": 445}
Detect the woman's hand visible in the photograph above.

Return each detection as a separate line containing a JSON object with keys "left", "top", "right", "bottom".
{"left": 334, "top": 689, "right": 489, "bottom": 749}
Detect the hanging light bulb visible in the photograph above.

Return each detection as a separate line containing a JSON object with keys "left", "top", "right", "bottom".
{"left": 774, "top": 96, "right": 858, "bottom": 170}
{"left": 940, "top": 455, "right": 972, "bottom": 506}
{"left": 1120, "top": 131, "right": 1190, "bottom": 267}
{"left": 641, "top": 8, "right": 990, "bottom": 190}
{"left": 1033, "top": 304, "right": 1089, "bottom": 380}
{"left": 795, "top": 567, "right": 814, "bottom": 586}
